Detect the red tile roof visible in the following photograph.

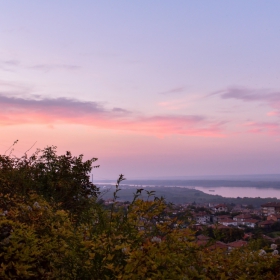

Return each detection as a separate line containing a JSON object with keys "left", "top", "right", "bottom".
{"left": 228, "top": 240, "right": 247, "bottom": 248}
{"left": 208, "top": 241, "right": 228, "bottom": 250}
{"left": 243, "top": 219, "right": 258, "bottom": 223}
{"left": 197, "top": 234, "right": 210, "bottom": 241}
{"left": 234, "top": 214, "right": 251, "bottom": 219}
{"left": 258, "top": 220, "right": 275, "bottom": 226}
{"left": 219, "top": 219, "right": 235, "bottom": 223}
{"left": 214, "top": 204, "right": 227, "bottom": 208}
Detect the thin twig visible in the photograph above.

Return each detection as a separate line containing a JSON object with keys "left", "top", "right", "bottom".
{"left": 4, "top": 140, "right": 18, "bottom": 155}
{"left": 24, "top": 141, "right": 37, "bottom": 154}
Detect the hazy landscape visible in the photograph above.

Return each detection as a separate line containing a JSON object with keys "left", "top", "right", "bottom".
{"left": 98, "top": 178, "right": 280, "bottom": 188}
{"left": 2, "top": 1, "right": 280, "bottom": 279}
{"left": 97, "top": 181, "right": 280, "bottom": 206}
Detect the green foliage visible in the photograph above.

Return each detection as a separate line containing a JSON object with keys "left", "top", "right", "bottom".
{"left": 206, "top": 226, "right": 244, "bottom": 243}
{"left": 0, "top": 146, "right": 280, "bottom": 279}
{"left": 0, "top": 193, "right": 84, "bottom": 279}
{"left": 0, "top": 146, "right": 99, "bottom": 222}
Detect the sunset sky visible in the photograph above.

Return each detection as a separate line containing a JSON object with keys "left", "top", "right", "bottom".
{"left": 1, "top": 1, "right": 280, "bottom": 179}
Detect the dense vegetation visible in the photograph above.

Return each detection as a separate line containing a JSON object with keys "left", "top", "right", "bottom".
{"left": 1, "top": 147, "right": 280, "bottom": 279}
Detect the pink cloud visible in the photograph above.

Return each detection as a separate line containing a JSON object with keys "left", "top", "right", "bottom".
{"left": 0, "top": 94, "right": 225, "bottom": 137}
{"left": 267, "top": 111, "right": 279, "bottom": 116}
{"left": 243, "top": 121, "right": 280, "bottom": 135}
{"left": 158, "top": 99, "right": 189, "bottom": 110}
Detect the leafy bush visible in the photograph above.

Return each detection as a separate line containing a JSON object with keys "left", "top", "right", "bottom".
{"left": 0, "top": 146, "right": 280, "bottom": 279}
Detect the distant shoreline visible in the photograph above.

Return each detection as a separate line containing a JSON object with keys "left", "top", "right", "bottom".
{"left": 96, "top": 184, "right": 280, "bottom": 206}
{"left": 95, "top": 179, "right": 280, "bottom": 189}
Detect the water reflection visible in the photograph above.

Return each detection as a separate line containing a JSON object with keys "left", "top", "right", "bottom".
{"left": 195, "top": 186, "right": 280, "bottom": 199}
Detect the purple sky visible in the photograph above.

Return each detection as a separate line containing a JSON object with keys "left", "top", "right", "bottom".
{"left": 1, "top": 1, "right": 280, "bottom": 179}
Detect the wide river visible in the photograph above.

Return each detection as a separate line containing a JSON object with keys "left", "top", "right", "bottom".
{"left": 194, "top": 186, "right": 280, "bottom": 199}
{"left": 97, "top": 182, "right": 280, "bottom": 199}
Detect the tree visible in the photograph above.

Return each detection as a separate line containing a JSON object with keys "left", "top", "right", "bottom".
{"left": 1, "top": 146, "right": 280, "bottom": 279}
{"left": 0, "top": 146, "right": 99, "bottom": 222}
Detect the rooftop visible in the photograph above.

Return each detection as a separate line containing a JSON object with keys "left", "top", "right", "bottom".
{"left": 261, "top": 202, "right": 280, "bottom": 207}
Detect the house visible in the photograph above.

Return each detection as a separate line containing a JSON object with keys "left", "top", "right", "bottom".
{"left": 233, "top": 214, "right": 252, "bottom": 223}
{"left": 243, "top": 232, "right": 253, "bottom": 240}
{"left": 208, "top": 241, "right": 228, "bottom": 250}
{"left": 104, "top": 199, "right": 114, "bottom": 205}
{"left": 197, "top": 234, "right": 210, "bottom": 241}
{"left": 258, "top": 220, "right": 275, "bottom": 229}
{"left": 192, "top": 224, "right": 205, "bottom": 231}
{"left": 210, "top": 224, "right": 229, "bottom": 230}
{"left": 233, "top": 214, "right": 258, "bottom": 227}
{"left": 261, "top": 202, "right": 280, "bottom": 216}
{"left": 213, "top": 215, "right": 231, "bottom": 223}
{"left": 196, "top": 234, "right": 210, "bottom": 246}
{"left": 219, "top": 218, "right": 237, "bottom": 227}
{"left": 193, "top": 212, "right": 211, "bottom": 224}
{"left": 262, "top": 234, "right": 277, "bottom": 243}
{"left": 205, "top": 239, "right": 247, "bottom": 251}
{"left": 250, "top": 209, "right": 262, "bottom": 216}
{"left": 267, "top": 214, "right": 280, "bottom": 222}
{"left": 242, "top": 219, "right": 258, "bottom": 228}
{"left": 212, "top": 204, "right": 228, "bottom": 213}
{"left": 230, "top": 205, "right": 243, "bottom": 213}
{"left": 228, "top": 240, "right": 247, "bottom": 249}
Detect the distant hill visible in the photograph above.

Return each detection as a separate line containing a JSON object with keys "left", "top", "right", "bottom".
{"left": 97, "top": 185, "right": 280, "bottom": 207}
{"left": 95, "top": 179, "right": 280, "bottom": 188}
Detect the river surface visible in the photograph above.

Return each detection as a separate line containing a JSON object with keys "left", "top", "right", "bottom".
{"left": 194, "top": 186, "right": 280, "bottom": 199}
